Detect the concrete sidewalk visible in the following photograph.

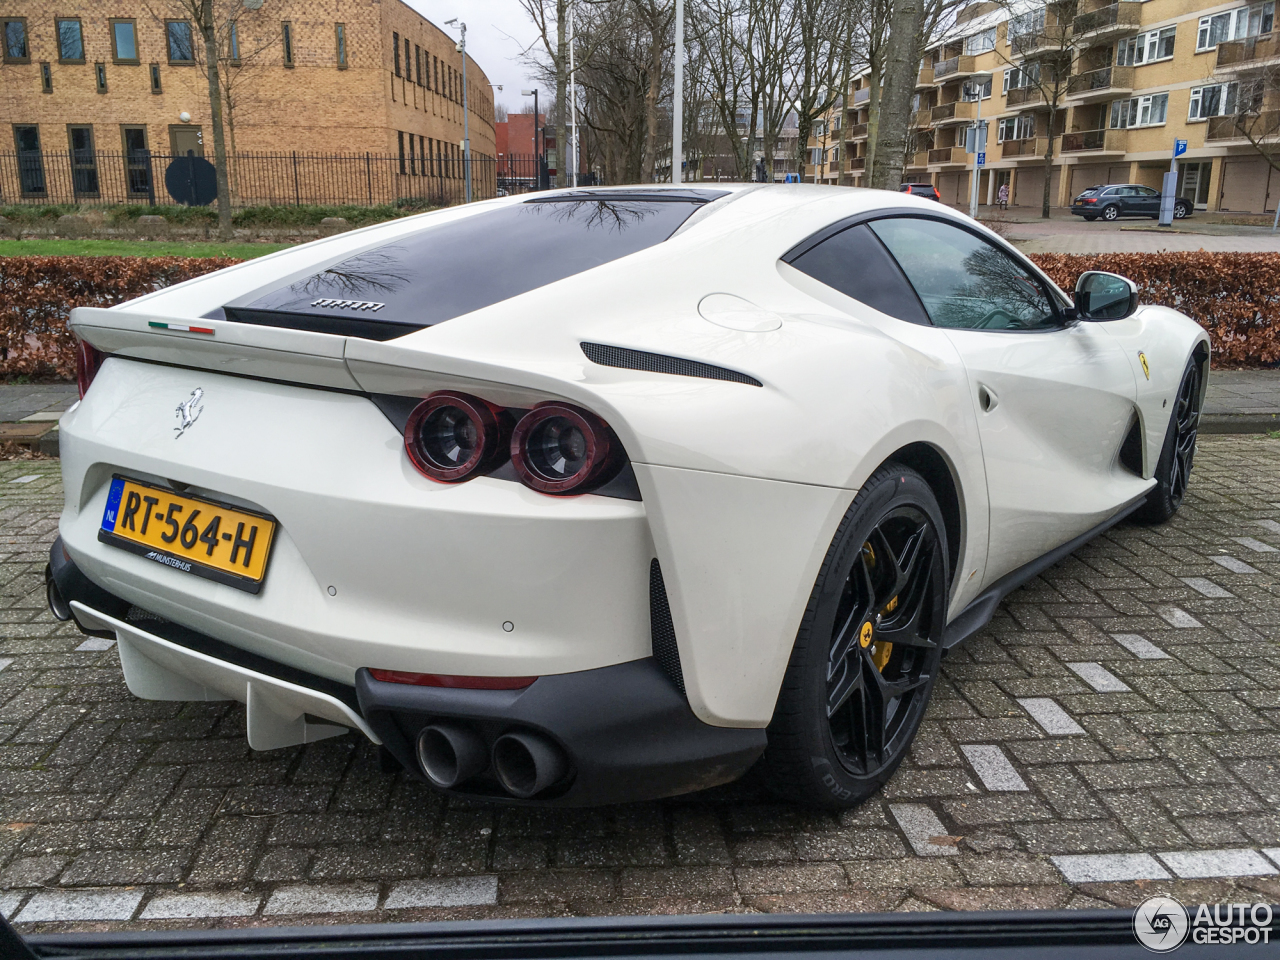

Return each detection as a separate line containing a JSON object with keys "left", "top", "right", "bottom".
{"left": 0, "top": 370, "right": 1276, "bottom": 457}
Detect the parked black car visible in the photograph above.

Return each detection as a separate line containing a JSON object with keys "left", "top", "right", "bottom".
{"left": 899, "top": 182, "right": 942, "bottom": 201}
{"left": 1071, "top": 183, "right": 1192, "bottom": 221}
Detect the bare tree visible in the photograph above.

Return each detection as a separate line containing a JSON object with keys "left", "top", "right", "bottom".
{"left": 1223, "top": 64, "right": 1280, "bottom": 217}
{"left": 869, "top": 0, "right": 925, "bottom": 189}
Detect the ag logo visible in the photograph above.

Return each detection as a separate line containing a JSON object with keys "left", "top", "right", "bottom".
{"left": 1134, "top": 895, "right": 1189, "bottom": 952}
{"left": 1139, "top": 351, "right": 1150, "bottom": 380}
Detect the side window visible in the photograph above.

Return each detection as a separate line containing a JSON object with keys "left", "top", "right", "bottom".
{"left": 1136, "top": 186, "right": 1159, "bottom": 197}
{"left": 787, "top": 223, "right": 931, "bottom": 325}
{"left": 868, "top": 217, "right": 1061, "bottom": 331}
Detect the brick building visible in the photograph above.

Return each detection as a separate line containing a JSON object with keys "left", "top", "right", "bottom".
{"left": 0, "top": 0, "right": 496, "bottom": 203}
{"left": 811, "top": 0, "right": 1278, "bottom": 214}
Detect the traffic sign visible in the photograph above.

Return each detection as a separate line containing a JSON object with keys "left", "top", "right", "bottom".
{"left": 976, "top": 151, "right": 986, "bottom": 167}
{"left": 1174, "top": 139, "right": 1187, "bottom": 157}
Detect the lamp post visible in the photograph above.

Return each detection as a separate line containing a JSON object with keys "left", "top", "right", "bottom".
{"left": 445, "top": 19, "right": 471, "bottom": 202}
{"left": 522, "top": 88, "right": 542, "bottom": 189}
{"left": 965, "top": 73, "right": 992, "bottom": 220}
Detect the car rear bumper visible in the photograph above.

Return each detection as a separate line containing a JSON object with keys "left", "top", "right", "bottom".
{"left": 48, "top": 542, "right": 766, "bottom": 805}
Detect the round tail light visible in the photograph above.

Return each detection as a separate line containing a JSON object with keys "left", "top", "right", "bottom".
{"left": 405, "top": 392, "right": 507, "bottom": 483}
{"left": 76, "top": 340, "right": 104, "bottom": 400}
{"left": 511, "top": 403, "right": 619, "bottom": 495}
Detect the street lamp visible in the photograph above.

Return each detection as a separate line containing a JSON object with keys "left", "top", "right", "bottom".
{"left": 521, "top": 88, "right": 543, "bottom": 190}
{"left": 964, "top": 72, "right": 993, "bottom": 219}
{"left": 445, "top": 18, "right": 472, "bottom": 202}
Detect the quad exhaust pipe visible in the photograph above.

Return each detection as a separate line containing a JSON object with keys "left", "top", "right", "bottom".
{"left": 416, "top": 723, "right": 489, "bottom": 789}
{"left": 492, "top": 730, "right": 568, "bottom": 799}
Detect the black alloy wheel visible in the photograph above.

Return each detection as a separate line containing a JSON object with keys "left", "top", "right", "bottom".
{"left": 1136, "top": 357, "right": 1203, "bottom": 523}
{"left": 764, "top": 465, "right": 947, "bottom": 808}
{"left": 1102, "top": 204, "right": 1120, "bottom": 221}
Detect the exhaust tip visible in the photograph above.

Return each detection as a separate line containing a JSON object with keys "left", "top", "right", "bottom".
{"left": 492, "top": 730, "right": 569, "bottom": 799}
{"left": 46, "top": 564, "right": 72, "bottom": 622}
{"left": 416, "top": 722, "right": 487, "bottom": 789}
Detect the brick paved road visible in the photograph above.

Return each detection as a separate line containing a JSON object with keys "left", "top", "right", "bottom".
{"left": 3, "top": 439, "right": 1280, "bottom": 932}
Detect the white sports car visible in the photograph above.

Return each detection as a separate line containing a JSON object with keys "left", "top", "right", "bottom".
{"left": 50, "top": 185, "right": 1208, "bottom": 808}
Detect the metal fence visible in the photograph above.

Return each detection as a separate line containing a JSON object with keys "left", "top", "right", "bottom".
{"left": 0, "top": 150, "right": 555, "bottom": 209}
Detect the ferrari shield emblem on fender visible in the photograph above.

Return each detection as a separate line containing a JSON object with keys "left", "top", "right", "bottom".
{"left": 1138, "top": 352, "right": 1150, "bottom": 380}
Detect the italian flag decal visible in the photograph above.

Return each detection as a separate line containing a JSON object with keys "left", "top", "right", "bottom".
{"left": 148, "top": 322, "right": 215, "bottom": 335}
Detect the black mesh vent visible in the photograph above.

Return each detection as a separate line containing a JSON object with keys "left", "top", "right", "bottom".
{"left": 650, "top": 559, "right": 685, "bottom": 695}
{"left": 582, "top": 342, "right": 762, "bottom": 387}
{"left": 1119, "top": 416, "right": 1143, "bottom": 476}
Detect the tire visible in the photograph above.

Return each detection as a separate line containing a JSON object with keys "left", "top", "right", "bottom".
{"left": 1083, "top": 215, "right": 1098, "bottom": 222}
{"left": 1101, "top": 205, "right": 1120, "bottom": 221}
{"left": 1174, "top": 202, "right": 1191, "bottom": 219}
{"left": 762, "top": 465, "right": 948, "bottom": 808}
{"left": 1134, "top": 357, "right": 1203, "bottom": 524}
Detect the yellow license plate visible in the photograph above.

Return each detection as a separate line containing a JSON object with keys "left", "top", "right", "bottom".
{"left": 98, "top": 476, "right": 277, "bottom": 593}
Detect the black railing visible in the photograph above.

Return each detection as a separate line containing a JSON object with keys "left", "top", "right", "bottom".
{"left": 0, "top": 150, "right": 556, "bottom": 208}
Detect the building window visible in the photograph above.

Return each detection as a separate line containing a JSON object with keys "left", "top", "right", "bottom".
{"left": 95, "top": 62, "right": 107, "bottom": 92}
{"left": 110, "top": 20, "right": 138, "bottom": 63}
{"left": 1198, "top": 1, "right": 1274, "bottom": 51}
{"left": 419, "top": 135, "right": 426, "bottom": 170}
{"left": 1007, "top": 7, "right": 1044, "bottom": 44}
{"left": 1117, "top": 26, "right": 1176, "bottom": 65}
{"left": 963, "top": 26, "right": 996, "bottom": 55}
{"left": 398, "top": 131, "right": 406, "bottom": 173}
{"left": 1003, "top": 63, "right": 1040, "bottom": 92}
{"left": 228, "top": 22, "right": 240, "bottom": 63}
{"left": 434, "top": 55, "right": 439, "bottom": 91}
{"left": 409, "top": 132, "right": 417, "bottom": 174}
{"left": 166, "top": 21, "right": 194, "bottom": 63}
{"left": 1189, "top": 81, "right": 1239, "bottom": 120}
{"left": 40, "top": 61, "right": 52, "bottom": 92}
{"left": 122, "top": 125, "right": 151, "bottom": 196}
{"left": 335, "top": 23, "right": 346, "bottom": 68}
{"left": 67, "top": 125, "right": 100, "bottom": 196}
{"left": 961, "top": 77, "right": 992, "bottom": 100}
{"left": 57, "top": 19, "right": 84, "bottom": 62}
{"left": 404, "top": 38, "right": 411, "bottom": 82}
{"left": 393, "top": 31, "right": 401, "bottom": 75}
{"left": 1110, "top": 92, "right": 1168, "bottom": 128}
{"left": 13, "top": 124, "right": 46, "bottom": 195}
{"left": 997, "top": 114, "right": 1036, "bottom": 142}
{"left": 3, "top": 18, "right": 29, "bottom": 62}
{"left": 282, "top": 22, "right": 294, "bottom": 67}
{"left": 415, "top": 45, "right": 422, "bottom": 85}
{"left": 150, "top": 63, "right": 162, "bottom": 93}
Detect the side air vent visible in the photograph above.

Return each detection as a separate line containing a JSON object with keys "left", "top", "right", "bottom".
{"left": 582, "top": 342, "right": 762, "bottom": 387}
{"left": 1119, "top": 415, "right": 1143, "bottom": 477}
{"left": 649, "top": 559, "right": 686, "bottom": 696}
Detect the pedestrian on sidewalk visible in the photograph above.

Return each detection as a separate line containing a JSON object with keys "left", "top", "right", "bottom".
{"left": 997, "top": 183, "right": 1009, "bottom": 210}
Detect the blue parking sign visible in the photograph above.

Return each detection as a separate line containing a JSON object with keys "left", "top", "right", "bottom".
{"left": 976, "top": 151, "right": 986, "bottom": 167}
{"left": 1174, "top": 139, "right": 1187, "bottom": 157}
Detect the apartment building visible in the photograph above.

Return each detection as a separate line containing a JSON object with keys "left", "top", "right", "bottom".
{"left": 815, "top": 0, "right": 1277, "bottom": 213}
{"left": 0, "top": 0, "right": 495, "bottom": 201}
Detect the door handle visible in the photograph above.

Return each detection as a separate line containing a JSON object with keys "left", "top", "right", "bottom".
{"left": 978, "top": 384, "right": 999, "bottom": 413}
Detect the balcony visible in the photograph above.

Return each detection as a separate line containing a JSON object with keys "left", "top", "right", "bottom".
{"left": 1060, "top": 128, "right": 1127, "bottom": 154}
{"left": 1066, "top": 64, "right": 1134, "bottom": 102}
{"left": 933, "top": 55, "right": 977, "bottom": 80}
{"left": 1206, "top": 111, "right": 1280, "bottom": 141}
{"left": 931, "top": 100, "right": 978, "bottom": 124}
{"left": 1215, "top": 34, "right": 1279, "bottom": 72}
{"left": 916, "top": 65, "right": 934, "bottom": 87}
{"left": 928, "top": 146, "right": 969, "bottom": 165}
{"left": 1072, "top": 2, "right": 1142, "bottom": 43}
{"left": 913, "top": 108, "right": 933, "bottom": 128}
{"left": 846, "top": 156, "right": 866, "bottom": 171}
{"left": 853, "top": 86, "right": 871, "bottom": 105}
{"left": 1010, "top": 25, "right": 1071, "bottom": 57}
{"left": 908, "top": 151, "right": 930, "bottom": 168}
{"left": 1006, "top": 86, "right": 1046, "bottom": 108}
{"left": 999, "top": 136, "right": 1050, "bottom": 161}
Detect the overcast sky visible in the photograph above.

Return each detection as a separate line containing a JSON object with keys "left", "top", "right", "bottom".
{"left": 404, "top": 0, "right": 545, "bottom": 117}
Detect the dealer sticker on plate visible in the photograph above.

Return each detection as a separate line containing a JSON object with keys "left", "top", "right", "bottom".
{"left": 98, "top": 476, "right": 276, "bottom": 593}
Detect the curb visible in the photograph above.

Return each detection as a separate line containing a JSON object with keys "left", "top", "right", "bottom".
{"left": 1200, "top": 413, "right": 1280, "bottom": 435}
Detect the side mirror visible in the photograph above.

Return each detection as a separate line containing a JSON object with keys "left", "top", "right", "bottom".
{"left": 1074, "top": 271, "right": 1139, "bottom": 321}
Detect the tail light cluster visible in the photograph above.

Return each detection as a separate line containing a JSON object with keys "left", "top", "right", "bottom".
{"left": 75, "top": 340, "right": 105, "bottom": 400}
{"left": 404, "top": 391, "right": 623, "bottom": 496}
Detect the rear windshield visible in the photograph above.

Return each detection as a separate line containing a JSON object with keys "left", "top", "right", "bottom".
{"left": 224, "top": 191, "right": 724, "bottom": 340}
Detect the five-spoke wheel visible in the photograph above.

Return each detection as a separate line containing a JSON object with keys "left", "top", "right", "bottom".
{"left": 1136, "top": 356, "right": 1203, "bottom": 523}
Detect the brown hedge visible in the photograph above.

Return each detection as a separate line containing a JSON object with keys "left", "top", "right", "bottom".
{"left": 3, "top": 252, "right": 1279, "bottom": 379}
{"left": 1, "top": 256, "right": 240, "bottom": 379}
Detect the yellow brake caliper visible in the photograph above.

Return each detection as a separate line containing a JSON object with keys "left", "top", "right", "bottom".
{"left": 861, "top": 540, "right": 895, "bottom": 672}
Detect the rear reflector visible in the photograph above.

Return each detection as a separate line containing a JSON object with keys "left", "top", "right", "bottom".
{"left": 368, "top": 669, "right": 537, "bottom": 690}
{"left": 75, "top": 340, "right": 105, "bottom": 400}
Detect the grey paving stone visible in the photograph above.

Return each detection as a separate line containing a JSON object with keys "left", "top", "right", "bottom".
{"left": 1017, "top": 698, "right": 1086, "bottom": 735}
{"left": 1263, "top": 848, "right": 1280, "bottom": 868}
{"left": 1110, "top": 633, "right": 1171, "bottom": 659}
{"left": 1156, "top": 606, "right": 1204, "bottom": 628}
{"left": 1051, "top": 853, "right": 1171, "bottom": 883}
{"left": 1179, "top": 577, "right": 1234, "bottom": 598}
{"left": 1210, "top": 555, "right": 1259, "bottom": 574}
{"left": 141, "top": 891, "right": 263, "bottom": 919}
{"left": 1157, "top": 848, "right": 1279, "bottom": 879}
{"left": 960, "top": 745, "right": 1027, "bottom": 792}
{"left": 1065, "top": 662, "right": 1131, "bottom": 693}
{"left": 384, "top": 875, "right": 499, "bottom": 909}
{"left": 16, "top": 887, "right": 144, "bottom": 922}
{"left": 263, "top": 883, "right": 380, "bottom": 915}
{"left": 888, "top": 804, "right": 958, "bottom": 857}
{"left": 1231, "top": 537, "right": 1277, "bottom": 553}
